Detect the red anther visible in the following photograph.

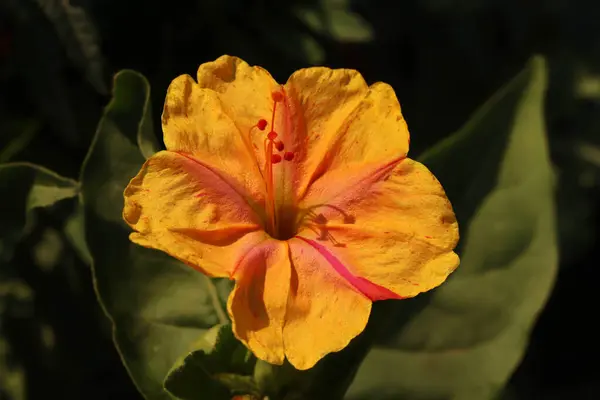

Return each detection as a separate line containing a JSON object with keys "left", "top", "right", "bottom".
{"left": 275, "top": 140, "right": 284, "bottom": 151}
{"left": 267, "top": 131, "right": 278, "bottom": 141}
{"left": 271, "top": 154, "right": 282, "bottom": 164}
{"left": 271, "top": 91, "right": 284, "bottom": 102}
{"left": 283, "top": 151, "right": 294, "bottom": 161}
{"left": 257, "top": 119, "right": 268, "bottom": 131}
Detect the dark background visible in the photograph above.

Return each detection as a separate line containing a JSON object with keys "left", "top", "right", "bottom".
{"left": 0, "top": 0, "right": 599, "bottom": 399}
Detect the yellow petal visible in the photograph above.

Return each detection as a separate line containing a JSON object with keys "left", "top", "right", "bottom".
{"left": 123, "top": 150, "right": 267, "bottom": 277}
{"left": 195, "top": 55, "right": 281, "bottom": 168}
{"left": 283, "top": 238, "right": 372, "bottom": 370}
{"left": 162, "top": 55, "right": 280, "bottom": 213}
{"left": 284, "top": 68, "right": 409, "bottom": 200}
{"left": 297, "top": 157, "right": 459, "bottom": 299}
{"left": 227, "top": 239, "right": 291, "bottom": 365}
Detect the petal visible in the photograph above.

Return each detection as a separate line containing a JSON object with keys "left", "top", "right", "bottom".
{"left": 283, "top": 68, "right": 409, "bottom": 200}
{"left": 162, "top": 55, "right": 280, "bottom": 210}
{"left": 195, "top": 55, "right": 281, "bottom": 168}
{"left": 283, "top": 238, "right": 372, "bottom": 370}
{"left": 297, "top": 158, "right": 459, "bottom": 299}
{"left": 123, "top": 150, "right": 267, "bottom": 277}
{"left": 227, "top": 239, "right": 291, "bottom": 365}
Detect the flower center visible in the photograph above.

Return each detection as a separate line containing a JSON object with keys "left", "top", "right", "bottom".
{"left": 251, "top": 90, "right": 295, "bottom": 240}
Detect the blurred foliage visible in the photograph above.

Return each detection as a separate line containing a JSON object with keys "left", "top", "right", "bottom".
{"left": 1, "top": 0, "right": 599, "bottom": 399}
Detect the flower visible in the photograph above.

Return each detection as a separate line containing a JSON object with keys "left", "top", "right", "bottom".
{"left": 123, "top": 55, "right": 459, "bottom": 370}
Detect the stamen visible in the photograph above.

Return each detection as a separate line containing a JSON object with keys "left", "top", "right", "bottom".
{"left": 257, "top": 119, "right": 268, "bottom": 131}
{"left": 260, "top": 89, "right": 288, "bottom": 238}
{"left": 270, "top": 91, "right": 281, "bottom": 134}
{"left": 265, "top": 139, "right": 276, "bottom": 235}
{"left": 272, "top": 91, "right": 284, "bottom": 102}
{"left": 283, "top": 151, "right": 294, "bottom": 161}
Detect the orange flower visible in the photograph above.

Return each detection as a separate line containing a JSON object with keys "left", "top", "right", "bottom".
{"left": 123, "top": 56, "right": 459, "bottom": 370}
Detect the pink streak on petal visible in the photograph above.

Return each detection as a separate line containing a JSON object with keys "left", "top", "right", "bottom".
{"left": 295, "top": 236, "right": 403, "bottom": 301}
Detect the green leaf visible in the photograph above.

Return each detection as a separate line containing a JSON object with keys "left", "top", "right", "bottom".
{"left": 63, "top": 200, "right": 92, "bottom": 265}
{"left": 5, "top": 0, "right": 100, "bottom": 148}
{"left": 164, "top": 324, "right": 259, "bottom": 400}
{"left": 296, "top": 0, "right": 373, "bottom": 43}
{"left": 96, "top": 69, "right": 160, "bottom": 160}
{"left": 80, "top": 70, "right": 233, "bottom": 400}
{"left": 35, "top": 0, "right": 108, "bottom": 95}
{"left": 0, "top": 162, "right": 79, "bottom": 262}
{"left": 133, "top": 71, "right": 161, "bottom": 160}
{"left": 346, "top": 56, "right": 558, "bottom": 400}
{"left": 0, "top": 119, "right": 41, "bottom": 164}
